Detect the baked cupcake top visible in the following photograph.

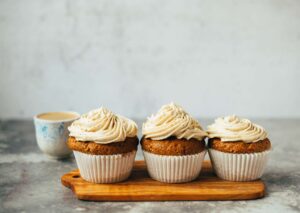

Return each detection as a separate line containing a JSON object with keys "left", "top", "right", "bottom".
{"left": 207, "top": 115, "right": 267, "bottom": 143}
{"left": 68, "top": 107, "right": 137, "bottom": 144}
{"left": 142, "top": 103, "right": 207, "bottom": 141}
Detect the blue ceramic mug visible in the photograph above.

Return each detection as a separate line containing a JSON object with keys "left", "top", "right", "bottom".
{"left": 34, "top": 111, "right": 80, "bottom": 159}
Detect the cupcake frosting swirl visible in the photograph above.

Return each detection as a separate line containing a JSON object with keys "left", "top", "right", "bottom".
{"left": 207, "top": 115, "right": 267, "bottom": 143}
{"left": 142, "top": 103, "right": 207, "bottom": 141}
{"left": 68, "top": 107, "right": 137, "bottom": 144}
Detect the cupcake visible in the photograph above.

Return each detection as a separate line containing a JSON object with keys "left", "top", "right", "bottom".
{"left": 67, "top": 107, "right": 138, "bottom": 183}
{"left": 141, "top": 103, "right": 207, "bottom": 183}
{"left": 207, "top": 115, "right": 271, "bottom": 181}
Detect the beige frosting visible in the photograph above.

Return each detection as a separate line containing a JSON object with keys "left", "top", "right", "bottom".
{"left": 68, "top": 107, "right": 137, "bottom": 144}
{"left": 207, "top": 115, "right": 267, "bottom": 143}
{"left": 142, "top": 103, "right": 207, "bottom": 141}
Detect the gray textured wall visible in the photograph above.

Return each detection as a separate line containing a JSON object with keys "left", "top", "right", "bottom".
{"left": 1, "top": 0, "right": 300, "bottom": 119}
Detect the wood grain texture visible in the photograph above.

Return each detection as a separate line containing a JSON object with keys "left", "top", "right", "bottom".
{"left": 61, "top": 160, "right": 265, "bottom": 201}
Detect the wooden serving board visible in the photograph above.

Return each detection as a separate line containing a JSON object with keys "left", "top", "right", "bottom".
{"left": 61, "top": 160, "right": 265, "bottom": 201}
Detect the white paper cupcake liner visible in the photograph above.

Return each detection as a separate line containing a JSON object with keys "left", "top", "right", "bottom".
{"left": 143, "top": 150, "right": 206, "bottom": 183}
{"left": 208, "top": 149, "right": 270, "bottom": 181}
{"left": 73, "top": 150, "right": 136, "bottom": 183}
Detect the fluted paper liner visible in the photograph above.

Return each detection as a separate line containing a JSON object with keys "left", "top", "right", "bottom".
{"left": 143, "top": 150, "right": 206, "bottom": 183}
{"left": 208, "top": 149, "right": 270, "bottom": 181}
{"left": 73, "top": 150, "right": 136, "bottom": 183}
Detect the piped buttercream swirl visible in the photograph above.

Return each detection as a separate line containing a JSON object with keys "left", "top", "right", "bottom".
{"left": 142, "top": 103, "right": 207, "bottom": 141}
{"left": 207, "top": 115, "right": 267, "bottom": 143}
{"left": 68, "top": 107, "right": 137, "bottom": 144}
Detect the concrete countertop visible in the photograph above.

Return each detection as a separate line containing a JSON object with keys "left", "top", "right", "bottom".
{"left": 0, "top": 119, "right": 299, "bottom": 213}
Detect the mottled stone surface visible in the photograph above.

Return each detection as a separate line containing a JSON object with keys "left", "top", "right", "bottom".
{"left": 0, "top": 119, "right": 299, "bottom": 213}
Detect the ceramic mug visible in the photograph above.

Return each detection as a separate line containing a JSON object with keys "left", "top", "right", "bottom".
{"left": 33, "top": 111, "right": 80, "bottom": 159}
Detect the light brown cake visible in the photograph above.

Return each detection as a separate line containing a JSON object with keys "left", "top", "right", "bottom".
{"left": 141, "top": 137, "right": 206, "bottom": 156}
{"left": 68, "top": 136, "right": 138, "bottom": 155}
{"left": 208, "top": 138, "right": 271, "bottom": 154}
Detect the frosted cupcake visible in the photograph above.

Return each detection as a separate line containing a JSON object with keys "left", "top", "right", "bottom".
{"left": 141, "top": 103, "right": 207, "bottom": 183}
{"left": 207, "top": 115, "right": 271, "bottom": 181}
{"left": 67, "top": 107, "right": 138, "bottom": 183}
